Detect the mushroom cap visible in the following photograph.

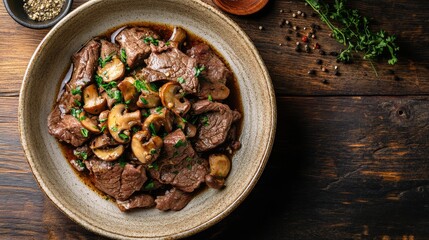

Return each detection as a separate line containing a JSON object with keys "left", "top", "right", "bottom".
{"left": 108, "top": 103, "right": 141, "bottom": 143}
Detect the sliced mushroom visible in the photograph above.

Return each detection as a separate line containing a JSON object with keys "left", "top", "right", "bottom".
{"left": 168, "top": 26, "right": 187, "bottom": 46}
{"left": 205, "top": 174, "right": 225, "bottom": 189}
{"left": 143, "top": 109, "right": 173, "bottom": 133}
{"left": 108, "top": 103, "right": 141, "bottom": 143}
{"left": 209, "top": 154, "right": 231, "bottom": 178}
{"left": 83, "top": 84, "right": 107, "bottom": 114}
{"left": 93, "top": 145, "right": 125, "bottom": 161}
{"left": 79, "top": 112, "right": 100, "bottom": 134}
{"left": 199, "top": 82, "right": 230, "bottom": 101}
{"left": 174, "top": 116, "right": 196, "bottom": 138}
{"left": 118, "top": 77, "right": 138, "bottom": 102}
{"left": 90, "top": 133, "right": 119, "bottom": 150}
{"left": 159, "top": 82, "right": 190, "bottom": 116}
{"left": 98, "top": 110, "right": 109, "bottom": 133}
{"left": 97, "top": 57, "right": 125, "bottom": 82}
{"left": 136, "top": 81, "right": 161, "bottom": 109}
{"left": 131, "top": 130, "right": 163, "bottom": 165}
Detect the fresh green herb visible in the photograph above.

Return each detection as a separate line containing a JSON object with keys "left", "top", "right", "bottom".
{"left": 125, "top": 100, "right": 131, "bottom": 105}
{"left": 140, "top": 97, "right": 148, "bottom": 105}
{"left": 99, "top": 118, "right": 107, "bottom": 123}
{"left": 132, "top": 126, "right": 140, "bottom": 133}
{"left": 81, "top": 128, "right": 89, "bottom": 137}
{"left": 98, "top": 54, "right": 113, "bottom": 68}
{"left": 73, "top": 150, "right": 88, "bottom": 160}
{"left": 119, "top": 133, "right": 129, "bottom": 141}
{"left": 305, "top": 0, "right": 399, "bottom": 68}
{"left": 75, "top": 159, "right": 86, "bottom": 168}
{"left": 111, "top": 126, "right": 118, "bottom": 132}
{"left": 165, "top": 41, "right": 171, "bottom": 46}
{"left": 155, "top": 106, "right": 163, "bottom": 113}
{"left": 143, "top": 36, "right": 159, "bottom": 46}
{"left": 142, "top": 110, "right": 150, "bottom": 118}
{"left": 120, "top": 48, "right": 127, "bottom": 63}
{"left": 187, "top": 164, "right": 192, "bottom": 170}
{"left": 79, "top": 115, "right": 86, "bottom": 121}
{"left": 208, "top": 94, "right": 213, "bottom": 102}
{"left": 100, "top": 125, "right": 107, "bottom": 132}
{"left": 144, "top": 180, "right": 155, "bottom": 190}
{"left": 177, "top": 77, "right": 185, "bottom": 84}
{"left": 186, "top": 157, "right": 192, "bottom": 162}
{"left": 174, "top": 139, "right": 186, "bottom": 148}
{"left": 71, "top": 87, "right": 82, "bottom": 95}
{"left": 134, "top": 79, "right": 148, "bottom": 92}
{"left": 70, "top": 108, "right": 82, "bottom": 119}
{"left": 74, "top": 99, "right": 82, "bottom": 107}
{"left": 181, "top": 118, "right": 188, "bottom": 123}
{"left": 150, "top": 148, "right": 157, "bottom": 154}
{"left": 148, "top": 162, "right": 159, "bottom": 171}
{"left": 201, "top": 115, "right": 209, "bottom": 126}
{"left": 96, "top": 75, "right": 117, "bottom": 92}
{"left": 118, "top": 157, "right": 127, "bottom": 167}
{"left": 149, "top": 122, "right": 157, "bottom": 136}
{"left": 194, "top": 66, "right": 205, "bottom": 77}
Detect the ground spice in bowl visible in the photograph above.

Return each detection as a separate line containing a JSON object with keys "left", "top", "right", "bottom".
{"left": 23, "top": 0, "right": 65, "bottom": 22}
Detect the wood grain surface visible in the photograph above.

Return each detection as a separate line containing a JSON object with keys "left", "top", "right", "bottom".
{"left": 1, "top": 0, "right": 428, "bottom": 239}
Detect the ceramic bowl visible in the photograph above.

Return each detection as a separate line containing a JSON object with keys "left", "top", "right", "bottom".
{"left": 3, "top": 0, "right": 73, "bottom": 29}
{"left": 18, "top": 0, "right": 276, "bottom": 239}
{"left": 213, "top": 0, "right": 269, "bottom": 15}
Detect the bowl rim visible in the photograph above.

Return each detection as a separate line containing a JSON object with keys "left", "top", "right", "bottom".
{"left": 3, "top": 0, "right": 73, "bottom": 29}
{"left": 18, "top": 0, "right": 277, "bottom": 238}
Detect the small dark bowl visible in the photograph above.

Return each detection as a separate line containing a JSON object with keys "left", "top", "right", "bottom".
{"left": 3, "top": 0, "right": 73, "bottom": 29}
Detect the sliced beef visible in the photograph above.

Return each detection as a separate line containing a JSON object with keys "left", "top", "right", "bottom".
{"left": 192, "top": 100, "right": 241, "bottom": 152}
{"left": 116, "top": 194, "right": 155, "bottom": 212}
{"left": 149, "top": 157, "right": 208, "bottom": 193}
{"left": 115, "top": 27, "right": 160, "bottom": 68}
{"left": 85, "top": 159, "right": 147, "bottom": 201}
{"left": 187, "top": 43, "right": 231, "bottom": 84}
{"left": 47, "top": 106, "right": 87, "bottom": 147}
{"left": 161, "top": 129, "right": 195, "bottom": 165}
{"left": 90, "top": 133, "right": 119, "bottom": 150}
{"left": 100, "top": 39, "right": 119, "bottom": 60}
{"left": 69, "top": 39, "right": 101, "bottom": 91}
{"left": 70, "top": 159, "right": 86, "bottom": 172}
{"left": 138, "top": 47, "right": 199, "bottom": 94}
{"left": 155, "top": 188, "right": 194, "bottom": 211}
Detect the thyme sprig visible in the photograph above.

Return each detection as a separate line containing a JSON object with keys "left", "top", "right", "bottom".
{"left": 305, "top": 0, "right": 399, "bottom": 65}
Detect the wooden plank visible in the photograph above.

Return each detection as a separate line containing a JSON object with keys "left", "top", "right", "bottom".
{"left": 3, "top": 96, "right": 429, "bottom": 239}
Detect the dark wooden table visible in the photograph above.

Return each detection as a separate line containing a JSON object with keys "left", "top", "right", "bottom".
{"left": 1, "top": 0, "right": 429, "bottom": 239}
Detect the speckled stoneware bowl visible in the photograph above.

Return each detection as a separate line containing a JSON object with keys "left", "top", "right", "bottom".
{"left": 18, "top": 0, "right": 276, "bottom": 239}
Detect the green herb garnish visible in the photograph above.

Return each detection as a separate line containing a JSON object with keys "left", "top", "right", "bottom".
{"left": 134, "top": 79, "right": 148, "bottom": 92}
{"left": 81, "top": 128, "right": 89, "bottom": 137}
{"left": 98, "top": 54, "right": 113, "bottom": 68}
{"left": 149, "top": 122, "right": 157, "bottom": 136}
{"left": 174, "top": 139, "right": 186, "bottom": 148}
{"left": 70, "top": 108, "right": 82, "bottom": 119}
{"left": 148, "top": 162, "right": 159, "bottom": 171}
{"left": 305, "top": 0, "right": 399, "bottom": 68}
{"left": 201, "top": 115, "right": 209, "bottom": 126}
{"left": 120, "top": 48, "right": 127, "bottom": 63}
{"left": 155, "top": 106, "right": 163, "bottom": 113}
{"left": 119, "top": 133, "right": 129, "bottom": 141}
{"left": 144, "top": 180, "right": 155, "bottom": 190}
{"left": 208, "top": 94, "right": 213, "bottom": 102}
{"left": 143, "top": 36, "right": 159, "bottom": 46}
{"left": 177, "top": 77, "right": 185, "bottom": 84}
{"left": 194, "top": 66, "right": 205, "bottom": 77}
{"left": 71, "top": 87, "right": 81, "bottom": 95}
{"left": 140, "top": 97, "right": 148, "bottom": 105}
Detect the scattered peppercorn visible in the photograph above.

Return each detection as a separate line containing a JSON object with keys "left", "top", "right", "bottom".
{"left": 321, "top": 67, "right": 327, "bottom": 72}
{"left": 296, "top": 32, "right": 301, "bottom": 37}
{"left": 316, "top": 59, "right": 323, "bottom": 65}
{"left": 292, "top": 13, "right": 297, "bottom": 18}
{"left": 258, "top": 26, "right": 264, "bottom": 30}
{"left": 311, "top": 34, "right": 316, "bottom": 39}
{"left": 285, "top": 20, "right": 290, "bottom": 26}
{"left": 322, "top": 79, "right": 329, "bottom": 84}
{"left": 319, "top": 50, "right": 326, "bottom": 55}
{"left": 293, "top": 26, "right": 298, "bottom": 31}
{"left": 23, "top": 0, "right": 65, "bottom": 22}
{"left": 314, "top": 43, "right": 321, "bottom": 49}
{"left": 394, "top": 75, "right": 401, "bottom": 81}
{"left": 334, "top": 69, "right": 340, "bottom": 76}
{"left": 305, "top": 44, "right": 311, "bottom": 53}
{"left": 287, "top": 29, "right": 293, "bottom": 34}
{"left": 386, "top": 69, "right": 395, "bottom": 75}
{"left": 280, "top": 9, "right": 284, "bottom": 13}
{"left": 297, "top": 11, "right": 302, "bottom": 15}
{"left": 279, "top": 19, "right": 286, "bottom": 27}
{"left": 301, "top": 12, "right": 306, "bottom": 17}
{"left": 308, "top": 70, "right": 316, "bottom": 75}
{"left": 285, "top": 36, "right": 291, "bottom": 41}
{"left": 279, "top": 43, "right": 283, "bottom": 46}
{"left": 302, "top": 36, "right": 308, "bottom": 42}
{"left": 330, "top": 51, "right": 339, "bottom": 56}
{"left": 295, "top": 46, "right": 301, "bottom": 52}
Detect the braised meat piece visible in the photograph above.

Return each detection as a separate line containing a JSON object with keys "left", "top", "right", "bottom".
{"left": 47, "top": 106, "right": 87, "bottom": 147}
{"left": 187, "top": 43, "right": 231, "bottom": 84}
{"left": 155, "top": 188, "right": 194, "bottom": 211}
{"left": 138, "top": 47, "right": 199, "bottom": 94}
{"left": 115, "top": 27, "right": 160, "bottom": 68}
{"left": 85, "top": 158, "right": 147, "bottom": 201}
{"left": 116, "top": 194, "right": 155, "bottom": 212}
{"left": 192, "top": 100, "right": 241, "bottom": 152}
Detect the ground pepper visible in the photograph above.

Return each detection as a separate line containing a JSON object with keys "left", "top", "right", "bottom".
{"left": 23, "top": 0, "right": 65, "bottom": 22}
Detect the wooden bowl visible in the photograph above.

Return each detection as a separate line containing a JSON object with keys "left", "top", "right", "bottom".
{"left": 19, "top": 0, "right": 276, "bottom": 239}
{"left": 212, "top": 0, "right": 269, "bottom": 15}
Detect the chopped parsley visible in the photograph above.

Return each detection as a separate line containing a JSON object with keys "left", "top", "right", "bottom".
{"left": 143, "top": 36, "right": 159, "bottom": 46}
{"left": 73, "top": 150, "right": 88, "bottom": 160}
{"left": 140, "top": 97, "right": 148, "bottom": 105}
{"left": 74, "top": 99, "right": 82, "bottom": 107}
{"left": 120, "top": 48, "right": 127, "bottom": 63}
{"left": 111, "top": 126, "right": 118, "bottom": 132}
{"left": 150, "top": 83, "right": 159, "bottom": 91}
{"left": 181, "top": 118, "right": 187, "bottom": 123}
{"left": 70, "top": 108, "right": 82, "bottom": 119}
{"left": 118, "top": 157, "right": 127, "bottom": 167}
{"left": 99, "top": 118, "right": 107, "bottom": 123}
{"left": 208, "top": 94, "right": 213, "bottom": 102}
{"left": 149, "top": 122, "right": 157, "bottom": 136}
{"left": 177, "top": 77, "right": 185, "bottom": 84}
{"left": 81, "top": 128, "right": 89, "bottom": 137}
{"left": 119, "top": 133, "right": 129, "bottom": 141}
{"left": 100, "top": 125, "right": 107, "bottom": 132}
{"left": 132, "top": 126, "right": 141, "bottom": 133}
{"left": 144, "top": 180, "right": 155, "bottom": 190}
{"left": 134, "top": 79, "right": 149, "bottom": 92}
{"left": 75, "top": 159, "right": 86, "bottom": 168}
{"left": 71, "top": 87, "right": 81, "bottom": 95}
{"left": 98, "top": 54, "right": 113, "bottom": 68}
{"left": 201, "top": 115, "right": 209, "bottom": 126}
{"left": 95, "top": 75, "right": 117, "bottom": 91}
{"left": 155, "top": 106, "right": 163, "bottom": 113}
{"left": 142, "top": 110, "right": 150, "bottom": 118}
{"left": 174, "top": 139, "right": 186, "bottom": 148}
{"left": 194, "top": 66, "right": 205, "bottom": 77}
{"left": 148, "top": 162, "right": 159, "bottom": 171}
{"left": 150, "top": 148, "right": 157, "bottom": 154}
